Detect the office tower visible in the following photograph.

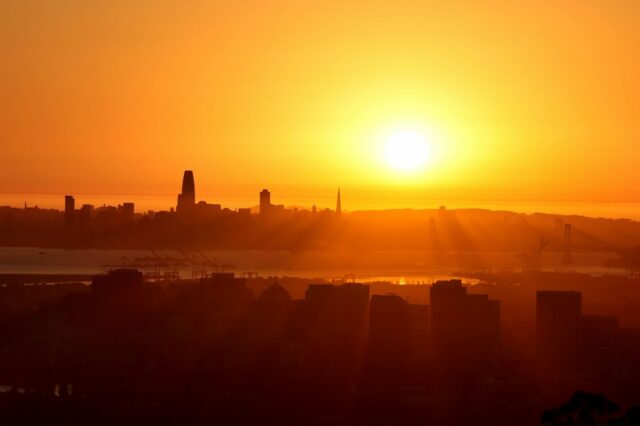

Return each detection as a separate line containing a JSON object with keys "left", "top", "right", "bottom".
{"left": 198, "top": 273, "right": 255, "bottom": 337}
{"left": 430, "top": 279, "right": 500, "bottom": 375}
{"left": 177, "top": 170, "right": 196, "bottom": 212}
{"left": 78, "top": 204, "right": 94, "bottom": 226}
{"left": 304, "top": 283, "right": 370, "bottom": 387}
{"left": 536, "top": 291, "right": 581, "bottom": 377}
{"left": 259, "top": 189, "right": 271, "bottom": 216}
{"left": 250, "top": 283, "right": 293, "bottom": 368}
{"left": 618, "top": 328, "right": 640, "bottom": 383}
{"left": 92, "top": 268, "right": 143, "bottom": 291}
{"left": 64, "top": 195, "right": 75, "bottom": 228}
{"left": 91, "top": 268, "right": 145, "bottom": 307}
{"left": 90, "top": 269, "right": 160, "bottom": 331}
{"left": 306, "top": 284, "right": 341, "bottom": 333}
{"left": 336, "top": 188, "right": 341, "bottom": 217}
{"left": 430, "top": 279, "right": 467, "bottom": 364}
{"left": 120, "top": 202, "right": 135, "bottom": 217}
{"left": 341, "top": 283, "right": 370, "bottom": 336}
{"left": 304, "top": 284, "right": 343, "bottom": 384}
{"left": 580, "top": 315, "right": 619, "bottom": 382}
{"left": 368, "top": 294, "right": 412, "bottom": 374}
{"left": 182, "top": 170, "right": 195, "bottom": 204}
{"left": 410, "top": 304, "right": 430, "bottom": 368}
{"left": 305, "top": 284, "right": 368, "bottom": 339}
{"left": 465, "top": 294, "right": 501, "bottom": 373}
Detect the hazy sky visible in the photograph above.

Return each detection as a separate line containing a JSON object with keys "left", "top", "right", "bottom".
{"left": 1, "top": 0, "right": 640, "bottom": 211}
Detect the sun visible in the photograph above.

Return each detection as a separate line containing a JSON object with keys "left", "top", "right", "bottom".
{"left": 384, "top": 130, "right": 430, "bottom": 172}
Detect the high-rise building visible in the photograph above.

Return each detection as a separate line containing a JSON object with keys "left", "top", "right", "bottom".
{"left": 465, "top": 294, "right": 501, "bottom": 373}
{"left": 368, "top": 294, "right": 412, "bottom": 373}
{"left": 336, "top": 189, "right": 342, "bottom": 217}
{"left": 430, "top": 279, "right": 467, "bottom": 364}
{"left": 580, "top": 314, "right": 619, "bottom": 382}
{"left": 410, "top": 304, "right": 430, "bottom": 368}
{"left": 120, "top": 202, "right": 135, "bottom": 217}
{"left": 259, "top": 189, "right": 271, "bottom": 216}
{"left": 305, "top": 283, "right": 369, "bottom": 339}
{"left": 199, "top": 273, "right": 254, "bottom": 326}
{"left": 78, "top": 204, "right": 93, "bottom": 226}
{"left": 368, "top": 295, "right": 429, "bottom": 382}
{"left": 64, "top": 195, "right": 75, "bottom": 228}
{"left": 91, "top": 268, "right": 145, "bottom": 306}
{"left": 177, "top": 170, "right": 196, "bottom": 212}
{"left": 430, "top": 279, "right": 500, "bottom": 375}
{"left": 536, "top": 291, "right": 581, "bottom": 377}
{"left": 304, "top": 283, "right": 370, "bottom": 387}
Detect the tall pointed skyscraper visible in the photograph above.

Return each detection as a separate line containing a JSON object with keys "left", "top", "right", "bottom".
{"left": 336, "top": 189, "right": 341, "bottom": 217}
{"left": 177, "top": 170, "right": 196, "bottom": 212}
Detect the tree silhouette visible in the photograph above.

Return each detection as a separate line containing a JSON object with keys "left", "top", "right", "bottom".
{"left": 541, "top": 391, "right": 620, "bottom": 426}
{"left": 608, "top": 406, "right": 640, "bottom": 426}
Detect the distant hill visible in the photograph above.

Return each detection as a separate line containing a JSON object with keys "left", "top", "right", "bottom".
{"left": 342, "top": 207, "right": 640, "bottom": 252}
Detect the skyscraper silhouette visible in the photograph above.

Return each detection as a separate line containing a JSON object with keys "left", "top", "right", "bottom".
{"left": 536, "top": 290, "right": 582, "bottom": 377}
{"left": 177, "top": 170, "right": 196, "bottom": 212}
{"left": 430, "top": 279, "right": 500, "bottom": 375}
{"left": 260, "top": 189, "right": 271, "bottom": 216}
{"left": 304, "top": 283, "right": 370, "bottom": 387}
{"left": 64, "top": 195, "right": 75, "bottom": 229}
{"left": 336, "top": 189, "right": 341, "bottom": 217}
{"left": 368, "top": 294, "right": 412, "bottom": 376}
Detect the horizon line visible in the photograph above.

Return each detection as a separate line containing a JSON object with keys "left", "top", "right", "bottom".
{"left": 3, "top": 194, "right": 640, "bottom": 222}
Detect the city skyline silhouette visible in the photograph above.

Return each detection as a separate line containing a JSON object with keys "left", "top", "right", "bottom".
{"left": 5, "top": 168, "right": 640, "bottom": 220}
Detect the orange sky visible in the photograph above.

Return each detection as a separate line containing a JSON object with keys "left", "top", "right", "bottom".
{"left": 1, "top": 1, "right": 640, "bottom": 213}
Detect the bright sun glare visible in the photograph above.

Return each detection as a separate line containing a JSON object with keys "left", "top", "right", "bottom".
{"left": 384, "top": 130, "right": 430, "bottom": 172}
